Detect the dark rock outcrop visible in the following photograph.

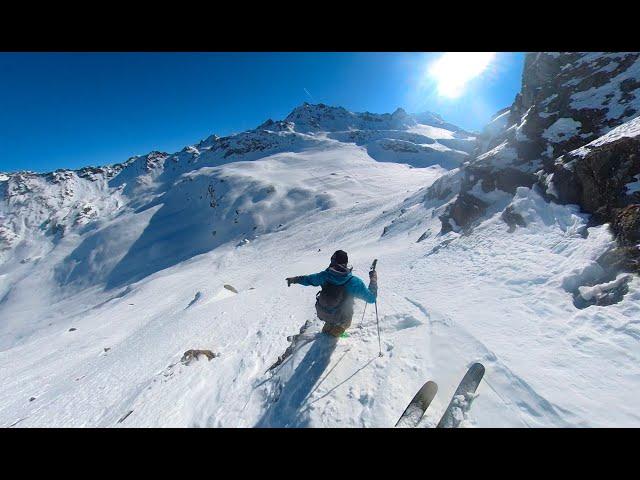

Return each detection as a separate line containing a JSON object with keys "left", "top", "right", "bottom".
{"left": 465, "top": 166, "right": 537, "bottom": 195}
{"left": 501, "top": 206, "right": 527, "bottom": 233}
{"left": 181, "top": 349, "right": 219, "bottom": 365}
{"left": 552, "top": 136, "right": 640, "bottom": 222}
{"left": 435, "top": 52, "right": 640, "bottom": 274}
{"left": 613, "top": 204, "right": 640, "bottom": 246}
{"left": 440, "top": 192, "right": 488, "bottom": 234}
{"left": 223, "top": 284, "right": 239, "bottom": 293}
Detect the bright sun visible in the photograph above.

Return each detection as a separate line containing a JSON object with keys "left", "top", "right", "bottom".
{"left": 428, "top": 52, "right": 496, "bottom": 99}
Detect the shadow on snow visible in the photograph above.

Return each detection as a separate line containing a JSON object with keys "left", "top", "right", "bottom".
{"left": 256, "top": 336, "right": 338, "bottom": 427}
{"left": 256, "top": 334, "right": 377, "bottom": 428}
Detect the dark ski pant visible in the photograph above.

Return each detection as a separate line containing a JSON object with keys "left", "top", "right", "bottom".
{"left": 322, "top": 315, "right": 352, "bottom": 337}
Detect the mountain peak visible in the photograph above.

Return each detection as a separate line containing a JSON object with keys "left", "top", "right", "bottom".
{"left": 283, "top": 102, "right": 420, "bottom": 133}
{"left": 392, "top": 107, "right": 409, "bottom": 117}
{"left": 285, "top": 102, "right": 346, "bottom": 120}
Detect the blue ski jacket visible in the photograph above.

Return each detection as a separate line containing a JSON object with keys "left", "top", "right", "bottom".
{"left": 297, "top": 266, "right": 377, "bottom": 303}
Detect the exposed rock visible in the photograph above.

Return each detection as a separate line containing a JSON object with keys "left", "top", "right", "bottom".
{"left": 430, "top": 52, "right": 640, "bottom": 275}
{"left": 417, "top": 230, "right": 431, "bottom": 242}
{"left": 552, "top": 135, "right": 640, "bottom": 221}
{"left": 612, "top": 204, "right": 640, "bottom": 247}
{"left": 426, "top": 238, "right": 455, "bottom": 256}
{"left": 144, "top": 151, "right": 169, "bottom": 171}
{"left": 598, "top": 244, "right": 640, "bottom": 273}
{"left": 223, "top": 284, "right": 238, "bottom": 293}
{"left": 440, "top": 192, "right": 488, "bottom": 234}
{"left": 466, "top": 166, "right": 538, "bottom": 195}
{"left": 181, "top": 349, "right": 219, "bottom": 365}
{"left": 574, "top": 274, "right": 633, "bottom": 309}
{"left": 0, "top": 224, "right": 18, "bottom": 251}
{"left": 77, "top": 165, "right": 125, "bottom": 181}
{"left": 501, "top": 206, "right": 527, "bottom": 233}
{"left": 74, "top": 204, "right": 99, "bottom": 226}
{"left": 426, "top": 182, "right": 452, "bottom": 202}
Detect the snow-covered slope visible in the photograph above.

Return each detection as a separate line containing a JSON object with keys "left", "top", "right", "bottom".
{"left": 1, "top": 92, "right": 639, "bottom": 428}
{"left": 0, "top": 105, "right": 475, "bottom": 298}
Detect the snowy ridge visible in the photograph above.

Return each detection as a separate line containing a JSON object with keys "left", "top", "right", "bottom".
{"left": 0, "top": 104, "right": 474, "bottom": 267}
{"left": 284, "top": 103, "right": 474, "bottom": 137}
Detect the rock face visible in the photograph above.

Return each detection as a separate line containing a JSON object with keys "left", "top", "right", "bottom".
{"left": 610, "top": 205, "right": 640, "bottom": 272}
{"left": 431, "top": 52, "right": 640, "bottom": 272}
{"left": 511, "top": 52, "right": 640, "bottom": 160}
{"left": 440, "top": 192, "right": 488, "bottom": 233}
{"left": 284, "top": 103, "right": 419, "bottom": 133}
{"left": 501, "top": 205, "right": 527, "bottom": 233}
{"left": 614, "top": 204, "right": 640, "bottom": 246}
{"left": 551, "top": 132, "right": 640, "bottom": 221}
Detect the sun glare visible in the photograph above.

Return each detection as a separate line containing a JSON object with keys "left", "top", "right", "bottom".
{"left": 428, "top": 52, "right": 497, "bottom": 99}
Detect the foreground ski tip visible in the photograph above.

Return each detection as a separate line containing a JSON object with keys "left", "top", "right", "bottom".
{"left": 436, "top": 362, "right": 485, "bottom": 428}
{"left": 395, "top": 380, "right": 438, "bottom": 428}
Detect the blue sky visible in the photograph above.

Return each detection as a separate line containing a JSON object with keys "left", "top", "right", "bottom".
{"left": 0, "top": 52, "right": 525, "bottom": 173}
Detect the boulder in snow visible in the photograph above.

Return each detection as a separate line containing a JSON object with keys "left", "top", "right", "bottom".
{"left": 181, "top": 349, "right": 219, "bottom": 365}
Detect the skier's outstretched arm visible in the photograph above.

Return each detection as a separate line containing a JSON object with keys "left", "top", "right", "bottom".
{"left": 351, "top": 271, "right": 378, "bottom": 303}
{"left": 286, "top": 271, "right": 326, "bottom": 287}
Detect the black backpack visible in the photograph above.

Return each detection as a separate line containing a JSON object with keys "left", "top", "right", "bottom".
{"left": 315, "top": 278, "right": 354, "bottom": 324}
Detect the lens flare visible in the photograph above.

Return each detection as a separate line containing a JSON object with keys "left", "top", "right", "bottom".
{"left": 429, "top": 52, "right": 496, "bottom": 98}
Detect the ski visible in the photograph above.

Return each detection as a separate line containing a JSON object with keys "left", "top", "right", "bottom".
{"left": 395, "top": 380, "right": 438, "bottom": 428}
{"left": 436, "top": 362, "right": 485, "bottom": 428}
{"left": 265, "top": 333, "right": 317, "bottom": 373}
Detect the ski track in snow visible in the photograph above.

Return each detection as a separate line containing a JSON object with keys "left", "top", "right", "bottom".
{"left": 1, "top": 140, "right": 639, "bottom": 427}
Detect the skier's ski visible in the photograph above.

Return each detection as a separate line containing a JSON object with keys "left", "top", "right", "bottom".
{"left": 265, "top": 333, "right": 317, "bottom": 373}
{"left": 265, "top": 320, "right": 316, "bottom": 373}
{"left": 436, "top": 362, "right": 485, "bottom": 428}
{"left": 395, "top": 380, "right": 438, "bottom": 428}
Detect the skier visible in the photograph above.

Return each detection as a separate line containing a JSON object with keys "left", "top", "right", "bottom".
{"left": 285, "top": 250, "right": 377, "bottom": 337}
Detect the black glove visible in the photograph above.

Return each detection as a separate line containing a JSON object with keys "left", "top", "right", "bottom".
{"left": 286, "top": 276, "right": 300, "bottom": 287}
{"left": 369, "top": 270, "right": 378, "bottom": 283}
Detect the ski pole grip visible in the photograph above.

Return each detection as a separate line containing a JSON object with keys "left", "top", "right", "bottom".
{"left": 371, "top": 259, "right": 377, "bottom": 271}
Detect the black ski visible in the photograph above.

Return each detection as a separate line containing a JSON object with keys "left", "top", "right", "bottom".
{"left": 395, "top": 380, "right": 438, "bottom": 428}
{"left": 436, "top": 362, "right": 485, "bottom": 428}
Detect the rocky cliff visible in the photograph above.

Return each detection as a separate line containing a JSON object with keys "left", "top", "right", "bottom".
{"left": 435, "top": 52, "right": 640, "bottom": 272}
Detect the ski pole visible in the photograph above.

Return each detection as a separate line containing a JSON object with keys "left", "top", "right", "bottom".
{"left": 369, "top": 259, "right": 383, "bottom": 357}
{"left": 358, "top": 259, "right": 377, "bottom": 329}
{"left": 359, "top": 303, "right": 367, "bottom": 328}
{"left": 375, "top": 299, "right": 382, "bottom": 357}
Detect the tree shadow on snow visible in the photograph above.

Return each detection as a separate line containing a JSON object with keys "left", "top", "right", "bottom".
{"left": 256, "top": 335, "right": 339, "bottom": 428}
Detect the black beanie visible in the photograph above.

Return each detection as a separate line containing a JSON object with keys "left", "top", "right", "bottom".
{"left": 331, "top": 250, "right": 348, "bottom": 266}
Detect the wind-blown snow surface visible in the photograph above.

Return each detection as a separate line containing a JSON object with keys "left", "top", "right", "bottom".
{"left": 1, "top": 106, "right": 639, "bottom": 428}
